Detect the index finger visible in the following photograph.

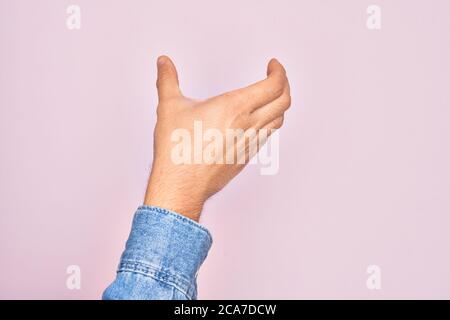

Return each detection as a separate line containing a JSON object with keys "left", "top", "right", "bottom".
{"left": 215, "top": 59, "right": 288, "bottom": 112}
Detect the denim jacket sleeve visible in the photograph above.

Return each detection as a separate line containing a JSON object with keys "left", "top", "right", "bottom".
{"left": 102, "top": 205, "right": 213, "bottom": 300}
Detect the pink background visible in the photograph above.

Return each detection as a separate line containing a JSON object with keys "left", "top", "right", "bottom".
{"left": 1, "top": 0, "right": 450, "bottom": 299}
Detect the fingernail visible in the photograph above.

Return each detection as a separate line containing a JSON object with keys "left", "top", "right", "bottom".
{"left": 157, "top": 56, "right": 167, "bottom": 66}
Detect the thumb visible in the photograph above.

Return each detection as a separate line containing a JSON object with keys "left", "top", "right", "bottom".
{"left": 156, "top": 55, "right": 181, "bottom": 101}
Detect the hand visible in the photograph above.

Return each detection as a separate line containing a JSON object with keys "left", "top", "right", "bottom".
{"left": 144, "top": 56, "right": 291, "bottom": 221}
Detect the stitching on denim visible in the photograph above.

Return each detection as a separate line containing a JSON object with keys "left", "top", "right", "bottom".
{"left": 170, "top": 285, "right": 192, "bottom": 300}
{"left": 118, "top": 260, "right": 194, "bottom": 299}
{"left": 117, "top": 269, "right": 192, "bottom": 300}
{"left": 136, "top": 205, "right": 213, "bottom": 244}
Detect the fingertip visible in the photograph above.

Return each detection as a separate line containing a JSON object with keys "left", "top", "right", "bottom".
{"left": 158, "top": 55, "right": 174, "bottom": 67}
{"left": 267, "top": 58, "right": 286, "bottom": 76}
{"left": 269, "top": 58, "right": 279, "bottom": 66}
{"left": 157, "top": 56, "right": 167, "bottom": 66}
{"left": 267, "top": 58, "right": 277, "bottom": 75}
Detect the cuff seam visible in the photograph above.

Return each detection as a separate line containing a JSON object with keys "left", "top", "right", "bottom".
{"left": 137, "top": 205, "right": 213, "bottom": 244}
{"left": 118, "top": 260, "right": 195, "bottom": 299}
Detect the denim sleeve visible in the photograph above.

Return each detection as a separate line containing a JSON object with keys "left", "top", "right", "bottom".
{"left": 102, "top": 205, "right": 213, "bottom": 300}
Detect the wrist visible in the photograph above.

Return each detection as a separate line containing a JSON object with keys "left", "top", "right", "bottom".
{"left": 143, "top": 196, "right": 204, "bottom": 222}
{"left": 144, "top": 175, "right": 205, "bottom": 222}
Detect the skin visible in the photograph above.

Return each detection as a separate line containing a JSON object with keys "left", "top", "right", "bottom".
{"left": 144, "top": 55, "right": 291, "bottom": 221}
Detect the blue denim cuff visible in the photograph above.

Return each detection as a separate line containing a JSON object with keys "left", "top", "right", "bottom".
{"left": 117, "top": 205, "right": 212, "bottom": 298}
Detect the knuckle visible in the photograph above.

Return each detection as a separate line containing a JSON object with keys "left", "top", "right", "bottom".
{"left": 230, "top": 110, "right": 251, "bottom": 128}
{"left": 270, "top": 116, "right": 284, "bottom": 129}
{"left": 156, "top": 77, "right": 166, "bottom": 89}
{"left": 282, "top": 94, "right": 292, "bottom": 109}
{"left": 224, "top": 106, "right": 237, "bottom": 121}
{"left": 271, "top": 78, "right": 285, "bottom": 97}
